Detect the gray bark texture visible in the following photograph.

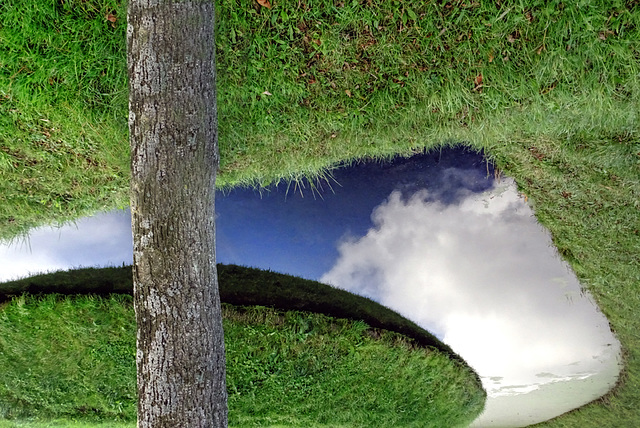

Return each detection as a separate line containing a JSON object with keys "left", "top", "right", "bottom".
{"left": 127, "top": 1, "right": 228, "bottom": 427}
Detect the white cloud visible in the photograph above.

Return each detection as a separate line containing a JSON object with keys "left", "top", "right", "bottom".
{"left": 321, "top": 178, "right": 619, "bottom": 395}
{"left": 0, "top": 210, "right": 132, "bottom": 282}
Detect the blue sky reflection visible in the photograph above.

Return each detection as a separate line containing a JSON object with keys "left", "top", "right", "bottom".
{"left": 0, "top": 147, "right": 621, "bottom": 427}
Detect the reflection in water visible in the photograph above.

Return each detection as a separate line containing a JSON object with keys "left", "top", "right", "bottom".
{"left": 0, "top": 209, "right": 133, "bottom": 281}
{"left": 0, "top": 147, "right": 621, "bottom": 427}
{"left": 318, "top": 177, "right": 621, "bottom": 427}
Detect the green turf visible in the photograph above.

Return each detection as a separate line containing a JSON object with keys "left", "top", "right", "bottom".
{"left": 1, "top": 0, "right": 639, "bottom": 426}
{"left": 2, "top": 0, "right": 638, "bottom": 238}
{"left": 0, "top": 292, "right": 485, "bottom": 428}
{"left": 0, "top": 264, "right": 462, "bottom": 361}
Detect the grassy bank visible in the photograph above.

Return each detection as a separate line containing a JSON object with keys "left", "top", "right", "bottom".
{"left": 1, "top": 0, "right": 639, "bottom": 426}
{"left": 0, "top": 290, "right": 485, "bottom": 427}
{"left": 1, "top": 0, "right": 638, "bottom": 238}
{"left": 0, "top": 264, "right": 464, "bottom": 361}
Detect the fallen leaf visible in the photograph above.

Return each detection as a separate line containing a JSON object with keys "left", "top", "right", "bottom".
{"left": 262, "top": 91, "right": 272, "bottom": 96}
{"left": 345, "top": 89, "right": 352, "bottom": 97}
{"left": 598, "top": 30, "right": 614, "bottom": 40}
{"left": 473, "top": 73, "right": 483, "bottom": 92}
{"left": 257, "top": 0, "right": 272, "bottom": 9}
{"left": 524, "top": 10, "right": 534, "bottom": 23}
{"left": 105, "top": 13, "right": 117, "bottom": 23}
{"left": 529, "top": 147, "right": 545, "bottom": 161}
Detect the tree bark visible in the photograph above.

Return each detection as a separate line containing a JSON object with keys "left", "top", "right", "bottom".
{"left": 127, "top": 1, "right": 227, "bottom": 427}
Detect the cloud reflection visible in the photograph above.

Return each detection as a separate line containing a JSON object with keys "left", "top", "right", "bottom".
{"left": 0, "top": 209, "right": 132, "bottom": 282}
{"left": 321, "top": 178, "right": 618, "bottom": 396}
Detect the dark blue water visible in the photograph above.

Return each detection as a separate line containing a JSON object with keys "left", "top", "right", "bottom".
{"left": 216, "top": 147, "right": 495, "bottom": 280}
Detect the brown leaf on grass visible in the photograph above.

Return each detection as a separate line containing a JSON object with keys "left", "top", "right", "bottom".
{"left": 257, "top": 0, "right": 272, "bottom": 9}
{"left": 598, "top": 30, "right": 614, "bottom": 40}
{"left": 529, "top": 147, "right": 545, "bottom": 161}
{"left": 345, "top": 89, "right": 352, "bottom": 97}
{"left": 524, "top": 10, "right": 534, "bottom": 23}
{"left": 473, "top": 73, "right": 483, "bottom": 92}
{"left": 105, "top": 12, "right": 117, "bottom": 28}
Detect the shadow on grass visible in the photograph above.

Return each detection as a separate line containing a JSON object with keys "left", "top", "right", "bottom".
{"left": 0, "top": 264, "right": 470, "bottom": 371}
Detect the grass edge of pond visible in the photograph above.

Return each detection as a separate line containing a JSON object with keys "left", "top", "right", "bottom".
{"left": 0, "top": 265, "right": 486, "bottom": 427}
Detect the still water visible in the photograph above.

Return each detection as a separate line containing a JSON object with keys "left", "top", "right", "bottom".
{"left": 0, "top": 147, "right": 621, "bottom": 427}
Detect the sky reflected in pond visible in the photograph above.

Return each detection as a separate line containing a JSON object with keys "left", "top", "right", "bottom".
{"left": 0, "top": 147, "right": 621, "bottom": 427}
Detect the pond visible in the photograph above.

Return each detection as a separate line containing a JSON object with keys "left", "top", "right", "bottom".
{"left": 0, "top": 147, "right": 621, "bottom": 427}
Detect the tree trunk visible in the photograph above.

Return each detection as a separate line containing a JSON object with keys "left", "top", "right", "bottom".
{"left": 127, "top": 1, "right": 227, "bottom": 427}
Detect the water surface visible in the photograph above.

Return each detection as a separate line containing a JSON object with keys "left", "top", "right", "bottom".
{"left": 0, "top": 147, "right": 621, "bottom": 427}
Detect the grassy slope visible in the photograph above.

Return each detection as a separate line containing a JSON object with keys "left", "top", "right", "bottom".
{"left": 1, "top": 0, "right": 639, "bottom": 426}
{"left": 0, "top": 264, "right": 463, "bottom": 361}
{"left": 2, "top": 0, "right": 638, "bottom": 237}
{"left": 0, "top": 291, "right": 485, "bottom": 427}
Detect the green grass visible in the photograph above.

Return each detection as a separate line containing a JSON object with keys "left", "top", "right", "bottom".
{"left": 0, "top": 421, "right": 133, "bottom": 428}
{"left": 0, "top": 264, "right": 470, "bottom": 362}
{"left": 1, "top": 0, "right": 639, "bottom": 426}
{"left": 0, "top": 264, "right": 466, "bottom": 361}
{"left": 2, "top": 0, "right": 638, "bottom": 237}
{"left": 0, "top": 292, "right": 485, "bottom": 428}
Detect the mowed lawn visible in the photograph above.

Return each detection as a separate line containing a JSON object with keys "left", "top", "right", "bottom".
{"left": 0, "top": 289, "right": 486, "bottom": 427}
{"left": 1, "top": 0, "right": 639, "bottom": 426}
